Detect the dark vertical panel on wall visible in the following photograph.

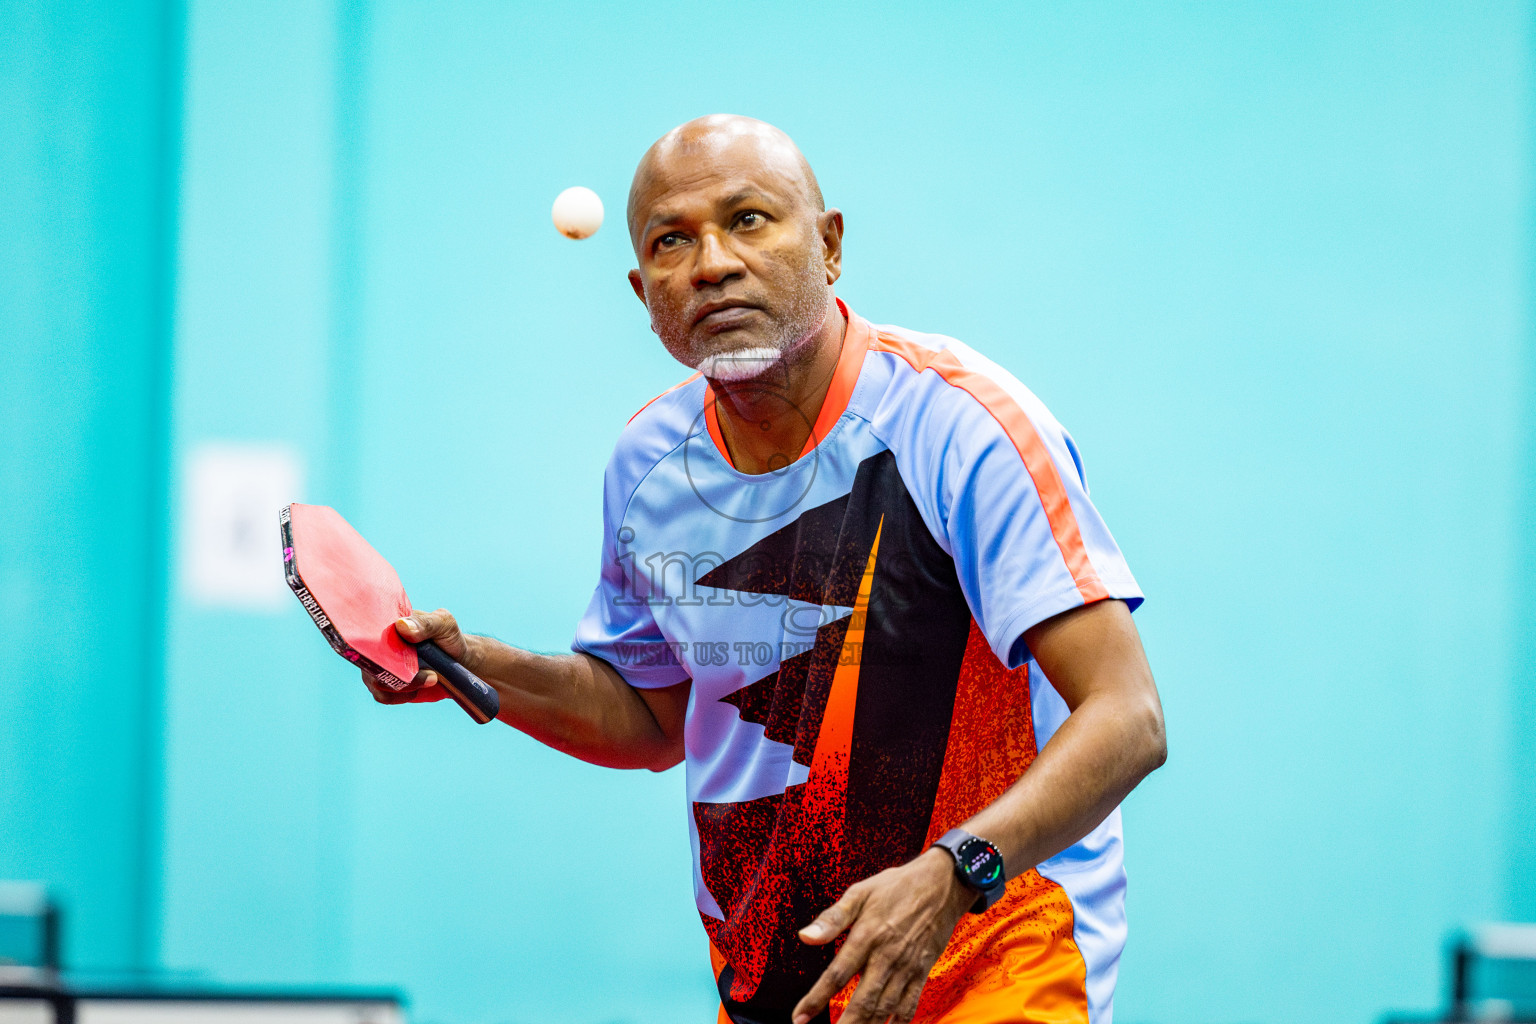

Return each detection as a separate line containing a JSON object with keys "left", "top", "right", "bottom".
{"left": 313, "top": 0, "right": 371, "bottom": 977}
{"left": 1513, "top": 12, "right": 1536, "bottom": 923}
{"left": 132, "top": 0, "right": 180, "bottom": 972}
{"left": 329, "top": 0, "right": 367, "bottom": 504}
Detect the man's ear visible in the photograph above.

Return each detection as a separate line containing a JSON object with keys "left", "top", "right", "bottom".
{"left": 819, "top": 209, "right": 844, "bottom": 286}
{"left": 628, "top": 269, "right": 648, "bottom": 306}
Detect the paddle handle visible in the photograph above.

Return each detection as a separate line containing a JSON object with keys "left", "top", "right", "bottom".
{"left": 416, "top": 640, "right": 500, "bottom": 725}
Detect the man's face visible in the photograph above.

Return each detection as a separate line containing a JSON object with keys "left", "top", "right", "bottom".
{"left": 628, "top": 134, "right": 841, "bottom": 381}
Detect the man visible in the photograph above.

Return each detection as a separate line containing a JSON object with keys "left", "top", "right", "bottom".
{"left": 366, "top": 115, "right": 1166, "bottom": 1024}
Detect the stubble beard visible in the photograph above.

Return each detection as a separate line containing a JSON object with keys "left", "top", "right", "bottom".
{"left": 652, "top": 250, "right": 830, "bottom": 385}
{"left": 694, "top": 346, "right": 788, "bottom": 383}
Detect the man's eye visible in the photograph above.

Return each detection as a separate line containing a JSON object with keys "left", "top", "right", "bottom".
{"left": 656, "top": 232, "right": 688, "bottom": 251}
{"left": 736, "top": 212, "right": 765, "bottom": 229}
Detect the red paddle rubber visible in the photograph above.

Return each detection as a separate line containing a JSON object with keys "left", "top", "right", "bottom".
{"left": 281, "top": 503, "right": 500, "bottom": 725}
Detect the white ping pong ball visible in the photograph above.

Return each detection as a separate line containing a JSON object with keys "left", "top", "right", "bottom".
{"left": 552, "top": 186, "right": 603, "bottom": 239}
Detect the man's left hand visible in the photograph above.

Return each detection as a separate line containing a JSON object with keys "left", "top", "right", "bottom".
{"left": 792, "top": 847, "right": 974, "bottom": 1024}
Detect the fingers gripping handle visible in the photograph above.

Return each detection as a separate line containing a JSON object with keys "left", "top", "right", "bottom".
{"left": 416, "top": 640, "right": 500, "bottom": 724}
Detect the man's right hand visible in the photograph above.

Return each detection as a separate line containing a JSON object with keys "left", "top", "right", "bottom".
{"left": 358, "top": 607, "right": 470, "bottom": 705}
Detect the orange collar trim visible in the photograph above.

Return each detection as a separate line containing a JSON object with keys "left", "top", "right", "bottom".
{"left": 703, "top": 297, "right": 870, "bottom": 470}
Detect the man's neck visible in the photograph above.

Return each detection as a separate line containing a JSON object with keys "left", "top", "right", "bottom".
{"left": 710, "top": 298, "right": 848, "bottom": 475}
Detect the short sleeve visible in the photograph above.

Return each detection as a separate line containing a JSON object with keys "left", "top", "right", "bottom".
{"left": 876, "top": 345, "right": 1143, "bottom": 670}
{"left": 940, "top": 396, "right": 1141, "bottom": 668}
{"left": 571, "top": 451, "right": 691, "bottom": 690}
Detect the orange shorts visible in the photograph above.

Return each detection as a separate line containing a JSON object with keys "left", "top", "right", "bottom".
{"left": 715, "top": 868, "right": 1095, "bottom": 1024}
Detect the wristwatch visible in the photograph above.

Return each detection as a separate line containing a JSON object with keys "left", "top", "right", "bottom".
{"left": 932, "top": 828, "right": 1007, "bottom": 914}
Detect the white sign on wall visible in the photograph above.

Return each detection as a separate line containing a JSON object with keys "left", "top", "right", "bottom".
{"left": 181, "top": 443, "right": 302, "bottom": 610}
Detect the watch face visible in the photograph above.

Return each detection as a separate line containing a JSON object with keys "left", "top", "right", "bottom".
{"left": 955, "top": 837, "right": 1004, "bottom": 889}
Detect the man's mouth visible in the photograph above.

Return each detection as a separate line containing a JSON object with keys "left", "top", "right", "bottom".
{"left": 694, "top": 300, "right": 761, "bottom": 327}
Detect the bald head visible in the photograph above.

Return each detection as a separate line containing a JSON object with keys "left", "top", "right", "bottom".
{"left": 627, "top": 115, "right": 823, "bottom": 246}
{"left": 623, "top": 113, "right": 843, "bottom": 386}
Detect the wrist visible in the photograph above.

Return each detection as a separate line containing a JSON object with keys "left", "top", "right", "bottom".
{"left": 460, "top": 633, "right": 486, "bottom": 675}
{"left": 918, "top": 846, "right": 976, "bottom": 918}
{"left": 930, "top": 828, "right": 1008, "bottom": 914}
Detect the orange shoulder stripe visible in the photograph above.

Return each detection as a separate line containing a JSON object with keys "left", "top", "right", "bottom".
{"left": 868, "top": 332, "right": 1108, "bottom": 605}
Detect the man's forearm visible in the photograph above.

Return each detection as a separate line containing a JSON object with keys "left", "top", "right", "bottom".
{"left": 462, "top": 636, "right": 682, "bottom": 770}
{"left": 957, "top": 598, "right": 1166, "bottom": 877}
{"left": 791, "top": 658, "right": 1164, "bottom": 1024}
{"left": 957, "top": 684, "right": 1165, "bottom": 876}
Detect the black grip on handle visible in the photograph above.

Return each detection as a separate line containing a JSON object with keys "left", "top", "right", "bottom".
{"left": 416, "top": 640, "right": 500, "bottom": 724}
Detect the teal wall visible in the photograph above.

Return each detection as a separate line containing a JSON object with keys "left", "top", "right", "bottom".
{"left": 3, "top": 2, "right": 1533, "bottom": 1023}
{"left": 159, "top": 0, "right": 355, "bottom": 984}
{"left": 0, "top": 0, "right": 178, "bottom": 972}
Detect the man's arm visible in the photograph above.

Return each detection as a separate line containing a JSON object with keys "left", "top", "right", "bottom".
{"left": 791, "top": 598, "right": 1165, "bottom": 1024}
{"left": 361, "top": 609, "right": 689, "bottom": 772}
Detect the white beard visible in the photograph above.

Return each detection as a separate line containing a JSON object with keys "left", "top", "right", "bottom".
{"left": 694, "top": 346, "right": 785, "bottom": 382}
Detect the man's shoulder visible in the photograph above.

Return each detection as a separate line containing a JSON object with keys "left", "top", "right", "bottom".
{"left": 602, "top": 371, "right": 706, "bottom": 493}
{"left": 864, "top": 320, "right": 1022, "bottom": 391}
{"left": 857, "top": 318, "right": 1057, "bottom": 437}
{"left": 625, "top": 371, "right": 704, "bottom": 428}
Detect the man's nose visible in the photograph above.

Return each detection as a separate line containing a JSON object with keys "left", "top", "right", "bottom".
{"left": 691, "top": 227, "right": 746, "bottom": 288}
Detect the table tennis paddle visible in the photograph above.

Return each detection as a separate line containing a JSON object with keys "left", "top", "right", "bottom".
{"left": 279, "top": 503, "right": 500, "bottom": 724}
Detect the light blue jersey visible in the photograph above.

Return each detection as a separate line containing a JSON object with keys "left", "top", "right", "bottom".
{"left": 575, "top": 302, "right": 1141, "bottom": 1023}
